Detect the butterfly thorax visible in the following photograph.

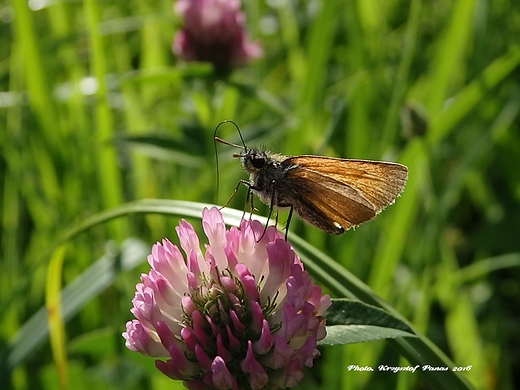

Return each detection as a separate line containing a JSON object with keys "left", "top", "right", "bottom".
{"left": 239, "top": 149, "right": 291, "bottom": 206}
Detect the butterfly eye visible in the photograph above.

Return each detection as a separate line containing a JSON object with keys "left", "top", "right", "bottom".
{"left": 251, "top": 154, "right": 266, "bottom": 169}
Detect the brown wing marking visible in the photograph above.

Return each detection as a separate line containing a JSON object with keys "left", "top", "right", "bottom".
{"left": 284, "top": 170, "right": 378, "bottom": 234}
{"left": 285, "top": 156, "right": 408, "bottom": 213}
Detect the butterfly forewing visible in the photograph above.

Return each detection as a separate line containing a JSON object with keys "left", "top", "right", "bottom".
{"left": 285, "top": 157, "right": 408, "bottom": 210}
{"left": 281, "top": 156, "right": 408, "bottom": 233}
{"left": 286, "top": 172, "right": 376, "bottom": 234}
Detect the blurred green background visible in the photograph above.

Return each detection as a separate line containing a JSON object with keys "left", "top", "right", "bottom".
{"left": 1, "top": 0, "right": 520, "bottom": 389}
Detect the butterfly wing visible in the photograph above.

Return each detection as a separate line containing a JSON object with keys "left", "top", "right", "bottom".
{"left": 281, "top": 156, "right": 408, "bottom": 234}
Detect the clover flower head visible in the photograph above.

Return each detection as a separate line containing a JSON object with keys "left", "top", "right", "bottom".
{"left": 123, "top": 207, "right": 330, "bottom": 389}
{"left": 173, "top": 0, "right": 262, "bottom": 73}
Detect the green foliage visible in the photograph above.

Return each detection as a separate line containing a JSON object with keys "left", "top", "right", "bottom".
{"left": 321, "top": 299, "right": 416, "bottom": 345}
{"left": 1, "top": 0, "right": 520, "bottom": 389}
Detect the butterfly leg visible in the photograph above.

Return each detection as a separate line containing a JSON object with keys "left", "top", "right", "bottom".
{"left": 255, "top": 180, "right": 278, "bottom": 242}
{"left": 241, "top": 185, "right": 251, "bottom": 221}
{"left": 220, "top": 179, "right": 251, "bottom": 209}
{"left": 245, "top": 185, "right": 261, "bottom": 222}
{"left": 284, "top": 206, "right": 294, "bottom": 241}
{"left": 242, "top": 181, "right": 262, "bottom": 221}
{"left": 275, "top": 200, "right": 294, "bottom": 241}
{"left": 220, "top": 179, "right": 259, "bottom": 223}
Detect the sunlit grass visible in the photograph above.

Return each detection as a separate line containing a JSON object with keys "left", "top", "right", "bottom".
{"left": 1, "top": 0, "right": 519, "bottom": 389}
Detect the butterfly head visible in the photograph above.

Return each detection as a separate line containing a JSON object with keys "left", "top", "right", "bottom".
{"left": 233, "top": 148, "right": 269, "bottom": 175}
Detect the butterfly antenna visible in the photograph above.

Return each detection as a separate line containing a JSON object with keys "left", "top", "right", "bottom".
{"left": 213, "top": 120, "right": 247, "bottom": 203}
{"left": 213, "top": 126, "right": 221, "bottom": 203}
{"left": 220, "top": 120, "right": 247, "bottom": 148}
